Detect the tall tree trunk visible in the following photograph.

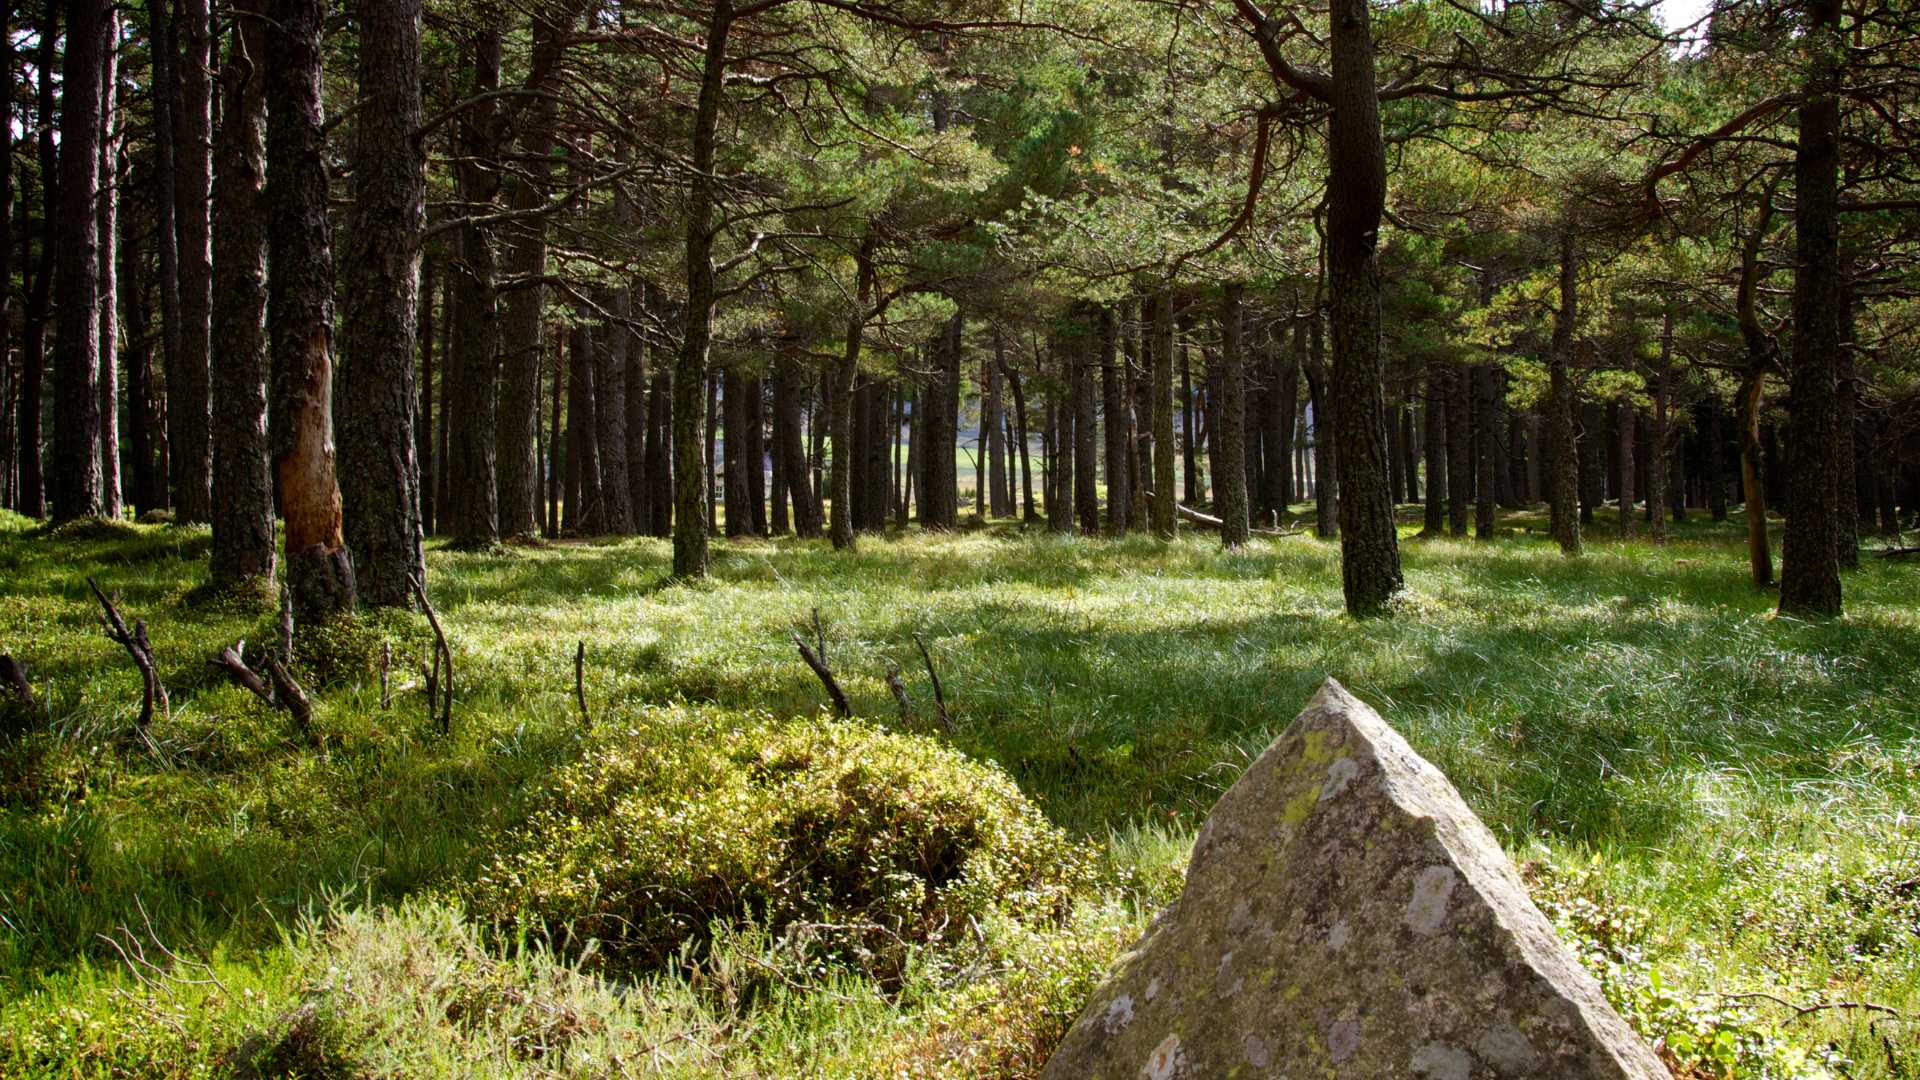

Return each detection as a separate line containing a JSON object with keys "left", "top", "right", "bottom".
{"left": 920, "top": 311, "right": 962, "bottom": 528}
{"left": 51, "top": 0, "right": 108, "bottom": 523}
{"left": 339, "top": 0, "right": 425, "bottom": 608}
{"left": 17, "top": 4, "right": 57, "bottom": 518}
{"left": 750, "top": 374, "right": 770, "bottom": 534}
{"left": 1446, "top": 362, "right": 1470, "bottom": 536}
{"left": 120, "top": 168, "right": 164, "bottom": 515}
{"left": 494, "top": 11, "right": 570, "bottom": 539}
{"left": 1547, "top": 226, "right": 1582, "bottom": 556}
{"left": 1304, "top": 325, "right": 1336, "bottom": 540}
{"left": 1617, "top": 400, "right": 1638, "bottom": 540}
{"left": 547, "top": 328, "right": 564, "bottom": 537}
{"left": 989, "top": 343, "right": 1010, "bottom": 518}
{"left": 1778, "top": 0, "right": 1843, "bottom": 616}
{"left": 98, "top": 28, "right": 122, "bottom": 519}
{"left": 1578, "top": 401, "right": 1604, "bottom": 526}
{"left": 173, "top": 0, "right": 215, "bottom": 521}
{"left": 1475, "top": 366, "right": 1498, "bottom": 538}
{"left": 646, "top": 362, "right": 672, "bottom": 537}
{"left": 1100, "top": 306, "right": 1129, "bottom": 534}
{"left": 1075, "top": 332, "right": 1099, "bottom": 534}
{"left": 1150, "top": 292, "right": 1176, "bottom": 537}
{"left": 1322, "top": 0, "right": 1402, "bottom": 613}
{"left": 627, "top": 302, "right": 651, "bottom": 532}
{"left": 1834, "top": 283, "right": 1858, "bottom": 568}
{"left": 1213, "top": 284, "right": 1250, "bottom": 547}
{"left": 770, "top": 364, "right": 790, "bottom": 535}
{"left": 445, "top": 23, "right": 504, "bottom": 547}
{"left": 1650, "top": 314, "right": 1671, "bottom": 546}
{"left": 208, "top": 0, "right": 274, "bottom": 591}
{"left": 775, "top": 358, "right": 816, "bottom": 536}
{"left": 569, "top": 321, "right": 603, "bottom": 532}
{"left": 725, "top": 364, "right": 750, "bottom": 538}
{"left": 143, "top": 0, "right": 179, "bottom": 516}
{"left": 1421, "top": 360, "right": 1446, "bottom": 537}
{"left": 1008, "top": 362, "right": 1035, "bottom": 524}
{"left": 265, "top": 0, "right": 354, "bottom": 622}
{"left": 417, "top": 255, "right": 436, "bottom": 534}
{"left": 1180, "top": 316, "right": 1199, "bottom": 505}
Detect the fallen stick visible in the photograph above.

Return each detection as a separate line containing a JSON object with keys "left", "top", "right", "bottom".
{"left": 208, "top": 639, "right": 316, "bottom": 740}
{"left": 1141, "top": 491, "right": 1302, "bottom": 537}
{"left": 409, "top": 574, "right": 453, "bottom": 733}
{"left": 913, "top": 634, "right": 951, "bottom": 733}
{"left": 264, "top": 656, "right": 314, "bottom": 736}
{"left": 207, "top": 640, "right": 273, "bottom": 704}
{"left": 0, "top": 654, "right": 33, "bottom": 707}
{"left": 794, "top": 633, "right": 850, "bottom": 718}
{"left": 87, "top": 577, "right": 169, "bottom": 730}
{"left": 574, "top": 641, "right": 591, "bottom": 728}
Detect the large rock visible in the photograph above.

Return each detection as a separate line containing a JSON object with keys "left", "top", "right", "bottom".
{"left": 1042, "top": 678, "right": 1668, "bottom": 1080}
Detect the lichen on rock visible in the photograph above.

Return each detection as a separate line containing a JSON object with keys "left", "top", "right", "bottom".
{"left": 1040, "top": 678, "right": 1670, "bottom": 1079}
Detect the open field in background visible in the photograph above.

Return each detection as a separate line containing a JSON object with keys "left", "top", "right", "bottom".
{"left": 0, "top": 508, "right": 1916, "bottom": 1077}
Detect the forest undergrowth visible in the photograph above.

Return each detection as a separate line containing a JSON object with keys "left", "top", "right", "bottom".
{"left": 1, "top": 508, "right": 1916, "bottom": 1078}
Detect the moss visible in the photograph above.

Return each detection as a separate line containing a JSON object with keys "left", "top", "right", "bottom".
{"left": 469, "top": 711, "right": 1094, "bottom": 983}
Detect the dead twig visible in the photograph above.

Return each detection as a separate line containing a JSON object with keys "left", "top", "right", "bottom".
{"left": 379, "top": 642, "right": 392, "bottom": 709}
{"left": 913, "top": 634, "right": 951, "bottom": 733}
{"left": 884, "top": 660, "right": 913, "bottom": 724}
{"left": 208, "top": 640, "right": 274, "bottom": 704}
{"left": 574, "top": 641, "right": 592, "bottom": 728}
{"left": 87, "top": 577, "right": 169, "bottom": 730}
{"left": 410, "top": 574, "right": 453, "bottom": 733}
{"left": 793, "top": 632, "right": 850, "bottom": 717}
{"left": 265, "top": 656, "right": 314, "bottom": 737}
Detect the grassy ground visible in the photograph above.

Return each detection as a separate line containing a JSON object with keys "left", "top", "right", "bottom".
{"left": 0, "top": 507, "right": 1916, "bottom": 1077}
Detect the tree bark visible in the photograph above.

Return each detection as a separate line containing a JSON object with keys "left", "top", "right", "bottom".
{"left": 1778, "top": 0, "right": 1843, "bottom": 616}
{"left": 266, "top": 0, "right": 354, "bottom": 622}
{"left": 444, "top": 23, "right": 505, "bottom": 547}
{"left": 1617, "top": 400, "right": 1638, "bottom": 540}
{"left": 597, "top": 296, "right": 634, "bottom": 534}
{"left": 1074, "top": 329, "right": 1099, "bottom": 534}
{"left": 417, "top": 255, "right": 436, "bottom": 534}
{"left": 339, "top": 0, "right": 426, "bottom": 608}
{"left": 208, "top": 0, "right": 274, "bottom": 591}
{"left": 1209, "top": 285, "right": 1251, "bottom": 547}
{"left": 775, "top": 358, "right": 816, "bottom": 536}
{"left": 626, "top": 295, "right": 651, "bottom": 532}
{"left": 51, "top": 0, "right": 109, "bottom": 523}
{"left": 173, "top": 0, "right": 215, "bottom": 522}
{"left": 1446, "top": 362, "right": 1470, "bottom": 536}
{"left": 1475, "top": 366, "right": 1498, "bottom": 538}
{"left": 1421, "top": 360, "right": 1447, "bottom": 537}
{"left": 1649, "top": 314, "right": 1671, "bottom": 546}
{"left": 143, "top": 0, "right": 179, "bottom": 517}
{"left": 98, "top": 31, "right": 122, "bottom": 519}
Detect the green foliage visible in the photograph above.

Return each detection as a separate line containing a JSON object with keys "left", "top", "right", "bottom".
{"left": 470, "top": 712, "right": 1093, "bottom": 983}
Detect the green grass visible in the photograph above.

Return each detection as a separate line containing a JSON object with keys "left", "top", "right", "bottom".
{"left": 0, "top": 507, "right": 1916, "bottom": 1077}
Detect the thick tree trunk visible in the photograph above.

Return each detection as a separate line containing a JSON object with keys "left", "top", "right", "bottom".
{"left": 569, "top": 321, "right": 603, "bottom": 532}
{"left": 1150, "top": 292, "right": 1176, "bottom": 537}
{"left": 1213, "top": 285, "right": 1250, "bottom": 547}
{"left": 1446, "top": 362, "right": 1470, "bottom": 536}
{"left": 597, "top": 297, "right": 634, "bottom": 534}
{"left": 1778, "top": 0, "right": 1843, "bottom": 616}
{"left": 1100, "top": 307, "right": 1129, "bottom": 534}
{"left": 919, "top": 311, "right": 962, "bottom": 528}
{"left": 444, "top": 24, "right": 505, "bottom": 547}
{"left": 142, "top": 0, "right": 178, "bottom": 516}
{"left": 51, "top": 0, "right": 108, "bottom": 523}
{"left": 749, "top": 374, "right": 769, "bottom": 534}
{"left": 120, "top": 176, "right": 165, "bottom": 515}
{"left": 775, "top": 358, "right": 816, "bottom": 536}
{"left": 17, "top": 8, "right": 57, "bottom": 518}
{"left": 725, "top": 364, "right": 750, "bottom": 538}
{"left": 1650, "top": 316, "right": 1671, "bottom": 546}
{"left": 208, "top": 0, "right": 275, "bottom": 591}
{"left": 989, "top": 344, "right": 1010, "bottom": 518}
{"left": 266, "top": 0, "right": 354, "bottom": 622}
{"left": 172, "top": 0, "right": 215, "bottom": 522}
{"left": 1547, "top": 226, "right": 1582, "bottom": 556}
{"left": 1834, "top": 286, "right": 1858, "bottom": 568}
{"left": 339, "top": 0, "right": 425, "bottom": 608}
{"left": 1008, "top": 362, "right": 1036, "bottom": 524}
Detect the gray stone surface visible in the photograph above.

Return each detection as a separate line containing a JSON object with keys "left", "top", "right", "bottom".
{"left": 1042, "top": 678, "right": 1669, "bottom": 1080}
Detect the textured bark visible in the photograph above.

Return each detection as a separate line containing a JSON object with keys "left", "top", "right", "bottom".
{"left": 749, "top": 374, "right": 770, "bottom": 534}
{"left": 568, "top": 321, "right": 603, "bottom": 533}
{"left": 444, "top": 23, "right": 505, "bottom": 547}
{"left": 208, "top": 0, "right": 274, "bottom": 590}
{"left": 266, "top": 0, "right": 354, "bottom": 622}
{"left": 546, "top": 328, "right": 563, "bottom": 537}
{"left": 1834, "top": 286, "right": 1857, "bottom": 568}
{"left": 120, "top": 176, "right": 165, "bottom": 514}
{"left": 417, "top": 255, "right": 436, "bottom": 533}
{"left": 597, "top": 296, "right": 634, "bottom": 534}
{"left": 1008, "top": 360, "right": 1036, "bottom": 524}
{"left": 171, "top": 0, "right": 214, "bottom": 522}
{"left": 989, "top": 345, "right": 1011, "bottom": 518}
{"left": 1649, "top": 318, "right": 1671, "bottom": 546}
{"left": 1213, "top": 285, "right": 1250, "bottom": 548}
{"left": 51, "top": 0, "right": 108, "bottom": 523}
{"left": 494, "top": 10, "right": 570, "bottom": 539}
{"left": 863, "top": 379, "right": 889, "bottom": 531}
{"left": 1303, "top": 327, "right": 1335, "bottom": 541}
{"left": 1421, "top": 362, "right": 1447, "bottom": 537}
{"left": 646, "top": 362, "right": 672, "bottom": 537}
{"left": 626, "top": 304, "right": 650, "bottom": 532}
{"left": 143, "top": 0, "right": 178, "bottom": 515}
{"left": 1778, "top": 0, "right": 1843, "bottom": 617}
{"left": 1547, "top": 227, "right": 1582, "bottom": 557}
{"left": 339, "top": 0, "right": 426, "bottom": 608}
{"left": 98, "top": 34, "right": 121, "bottom": 519}
{"left": 725, "top": 364, "right": 750, "bottom": 538}
{"left": 1150, "top": 292, "right": 1176, "bottom": 537}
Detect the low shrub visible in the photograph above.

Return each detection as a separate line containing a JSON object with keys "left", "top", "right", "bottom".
{"left": 470, "top": 711, "right": 1093, "bottom": 984}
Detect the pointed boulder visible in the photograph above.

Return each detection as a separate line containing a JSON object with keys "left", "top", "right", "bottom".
{"left": 1042, "top": 678, "right": 1668, "bottom": 1080}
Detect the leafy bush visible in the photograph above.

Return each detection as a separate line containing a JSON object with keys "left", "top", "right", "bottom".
{"left": 470, "top": 711, "right": 1092, "bottom": 983}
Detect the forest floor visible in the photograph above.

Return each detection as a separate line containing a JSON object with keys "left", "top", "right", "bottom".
{"left": 0, "top": 508, "right": 1916, "bottom": 1078}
